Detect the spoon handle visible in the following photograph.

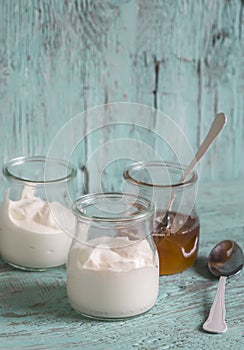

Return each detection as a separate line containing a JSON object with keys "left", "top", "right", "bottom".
{"left": 180, "top": 112, "right": 227, "bottom": 183}
{"left": 203, "top": 276, "right": 227, "bottom": 333}
{"left": 166, "top": 113, "right": 227, "bottom": 213}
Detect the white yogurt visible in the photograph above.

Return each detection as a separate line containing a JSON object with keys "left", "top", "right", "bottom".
{"left": 67, "top": 236, "right": 159, "bottom": 318}
{"left": 0, "top": 187, "right": 74, "bottom": 269}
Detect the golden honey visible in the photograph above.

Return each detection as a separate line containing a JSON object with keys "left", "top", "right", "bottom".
{"left": 152, "top": 211, "right": 200, "bottom": 275}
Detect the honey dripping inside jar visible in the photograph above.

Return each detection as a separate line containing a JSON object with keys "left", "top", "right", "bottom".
{"left": 152, "top": 211, "right": 200, "bottom": 275}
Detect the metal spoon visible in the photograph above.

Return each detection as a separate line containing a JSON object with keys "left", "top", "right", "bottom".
{"left": 203, "top": 240, "right": 244, "bottom": 333}
{"left": 159, "top": 112, "right": 227, "bottom": 231}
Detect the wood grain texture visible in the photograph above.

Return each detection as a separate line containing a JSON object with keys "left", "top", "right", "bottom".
{"left": 0, "top": 0, "right": 243, "bottom": 195}
{"left": 0, "top": 181, "right": 243, "bottom": 349}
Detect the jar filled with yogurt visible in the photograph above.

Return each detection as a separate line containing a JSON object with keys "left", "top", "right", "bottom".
{"left": 0, "top": 156, "right": 77, "bottom": 270}
{"left": 67, "top": 192, "right": 159, "bottom": 320}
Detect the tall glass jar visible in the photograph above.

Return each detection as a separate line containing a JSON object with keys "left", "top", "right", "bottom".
{"left": 124, "top": 161, "right": 200, "bottom": 275}
{"left": 0, "top": 156, "right": 77, "bottom": 270}
{"left": 67, "top": 192, "right": 159, "bottom": 320}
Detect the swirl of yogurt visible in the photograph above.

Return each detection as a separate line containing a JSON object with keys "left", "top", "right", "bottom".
{"left": 0, "top": 187, "right": 74, "bottom": 269}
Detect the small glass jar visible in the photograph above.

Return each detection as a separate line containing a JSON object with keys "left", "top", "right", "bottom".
{"left": 124, "top": 161, "right": 200, "bottom": 275}
{"left": 0, "top": 156, "right": 77, "bottom": 270}
{"left": 67, "top": 192, "right": 159, "bottom": 320}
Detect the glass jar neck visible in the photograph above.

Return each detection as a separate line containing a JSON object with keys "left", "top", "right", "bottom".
{"left": 124, "top": 161, "right": 198, "bottom": 218}
{"left": 124, "top": 161, "right": 198, "bottom": 189}
{"left": 72, "top": 192, "right": 153, "bottom": 226}
{"left": 2, "top": 156, "right": 76, "bottom": 185}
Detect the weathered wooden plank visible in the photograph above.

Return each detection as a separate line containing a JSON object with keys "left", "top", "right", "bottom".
{"left": 133, "top": 0, "right": 243, "bottom": 182}
{"left": 0, "top": 0, "right": 243, "bottom": 192}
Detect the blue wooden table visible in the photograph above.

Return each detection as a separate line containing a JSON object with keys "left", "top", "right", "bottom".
{"left": 1, "top": 181, "right": 243, "bottom": 349}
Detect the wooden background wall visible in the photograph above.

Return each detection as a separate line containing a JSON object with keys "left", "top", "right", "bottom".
{"left": 0, "top": 0, "right": 243, "bottom": 194}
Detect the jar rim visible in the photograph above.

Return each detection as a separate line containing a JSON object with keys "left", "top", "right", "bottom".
{"left": 72, "top": 192, "right": 154, "bottom": 224}
{"left": 2, "top": 156, "right": 77, "bottom": 185}
{"left": 123, "top": 161, "right": 198, "bottom": 189}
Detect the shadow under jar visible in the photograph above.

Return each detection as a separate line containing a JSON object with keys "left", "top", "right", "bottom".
{"left": 67, "top": 192, "right": 159, "bottom": 320}
{"left": 0, "top": 156, "right": 77, "bottom": 270}
{"left": 124, "top": 161, "right": 200, "bottom": 275}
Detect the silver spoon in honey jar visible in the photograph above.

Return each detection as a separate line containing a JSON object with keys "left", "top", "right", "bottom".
{"left": 159, "top": 113, "right": 227, "bottom": 231}
{"left": 203, "top": 240, "right": 244, "bottom": 333}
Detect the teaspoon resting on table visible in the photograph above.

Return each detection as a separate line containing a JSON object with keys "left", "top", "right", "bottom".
{"left": 203, "top": 240, "right": 244, "bottom": 333}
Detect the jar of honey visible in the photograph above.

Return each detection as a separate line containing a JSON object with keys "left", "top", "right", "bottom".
{"left": 124, "top": 161, "right": 200, "bottom": 275}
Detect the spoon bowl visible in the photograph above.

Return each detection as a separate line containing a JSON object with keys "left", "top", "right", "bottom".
{"left": 208, "top": 240, "right": 244, "bottom": 277}
{"left": 203, "top": 240, "right": 244, "bottom": 333}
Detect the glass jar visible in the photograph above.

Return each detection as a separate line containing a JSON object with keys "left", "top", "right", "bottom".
{"left": 0, "top": 156, "right": 77, "bottom": 270}
{"left": 124, "top": 161, "right": 200, "bottom": 275}
{"left": 67, "top": 192, "right": 159, "bottom": 320}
